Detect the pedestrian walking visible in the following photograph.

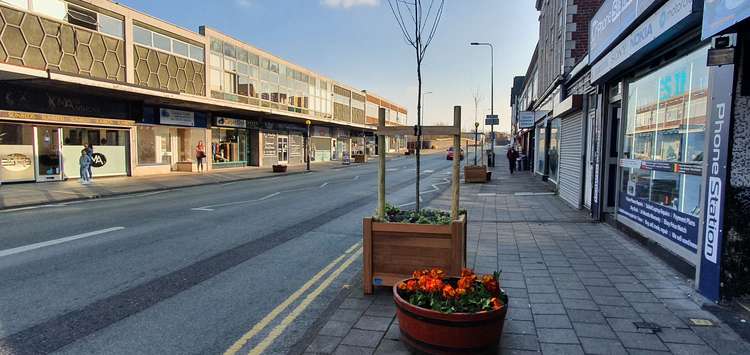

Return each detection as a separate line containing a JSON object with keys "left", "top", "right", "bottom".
{"left": 84, "top": 143, "right": 94, "bottom": 179}
{"left": 79, "top": 149, "right": 92, "bottom": 184}
{"left": 196, "top": 140, "right": 206, "bottom": 172}
{"left": 506, "top": 146, "right": 519, "bottom": 174}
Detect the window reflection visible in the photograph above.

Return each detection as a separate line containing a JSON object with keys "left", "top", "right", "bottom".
{"left": 621, "top": 46, "right": 709, "bottom": 216}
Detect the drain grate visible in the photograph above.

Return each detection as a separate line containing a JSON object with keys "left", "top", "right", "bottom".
{"left": 633, "top": 321, "right": 662, "bottom": 333}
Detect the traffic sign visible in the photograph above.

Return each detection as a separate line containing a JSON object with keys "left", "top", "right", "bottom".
{"left": 485, "top": 114, "right": 499, "bottom": 125}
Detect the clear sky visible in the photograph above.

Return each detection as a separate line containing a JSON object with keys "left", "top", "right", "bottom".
{"left": 116, "top": 0, "right": 539, "bottom": 132}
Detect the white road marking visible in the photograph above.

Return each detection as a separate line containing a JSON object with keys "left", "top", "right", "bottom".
{"left": 477, "top": 193, "right": 496, "bottom": 197}
{"left": 424, "top": 170, "right": 434, "bottom": 173}
{"left": 397, "top": 201, "right": 416, "bottom": 207}
{"left": 0, "top": 227, "right": 125, "bottom": 258}
{"left": 0, "top": 204, "right": 68, "bottom": 213}
{"left": 352, "top": 175, "right": 360, "bottom": 180}
{"left": 386, "top": 168, "right": 399, "bottom": 172}
{"left": 258, "top": 192, "right": 281, "bottom": 201}
{"left": 319, "top": 182, "right": 329, "bottom": 188}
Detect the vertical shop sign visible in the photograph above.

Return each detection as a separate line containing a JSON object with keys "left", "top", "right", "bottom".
{"left": 698, "top": 63, "right": 734, "bottom": 302}
{"left": 591, "top": 93, "right": 603, "bottom": 220}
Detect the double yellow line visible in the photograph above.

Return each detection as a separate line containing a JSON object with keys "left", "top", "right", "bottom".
{"left": 224, "top": 243, "right": 362, "bottom": 355}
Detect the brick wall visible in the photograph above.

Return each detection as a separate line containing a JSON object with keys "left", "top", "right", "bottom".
{"left": 571, "top": 0, "right": 603, "bottom": 65}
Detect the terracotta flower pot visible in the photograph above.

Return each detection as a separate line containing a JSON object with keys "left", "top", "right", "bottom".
{"left": 393, "top": 278, "right": 508, "bottom": 355}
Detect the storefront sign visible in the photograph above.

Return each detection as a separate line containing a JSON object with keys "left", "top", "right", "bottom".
{"left": 337, "top": 129, "right": 350, "bottom": 138}
{"left": 618, "top": 193, "right": 699, "bottom": 253}
{"left": 214, "top": 117, "right": 247, "bottom": 128}
{"left": 702, "top": 0, "right": 750, "bottom": 39}
{"left": 0, "top": 83, "right": 131, "bottom": 120}
{"left": 0, "top": 110, "right": 134, "bottom": 127}
{"left": 589, "top": 0, "right": 658, "bottom": 62}
{"left": 0, "top": 146, "right": 35, "bottom": 182}
{"left": 518, "top": 112, "right": 535, "bottom": 128}
{"left": 591, "top": 96, "right": 603, "bottom": 220}
{"left": 263, "top": 133, "right": 276, "bottom": 156}
{"left": 159, "top": 108, "right": 195, "bottom": 127}
{"left": 591, "top": 0, "right": 694, "bottom": 82}
{"left": 91, "top": 153, "right": 107, "bottom": 168}
{"left": 698, "top": 64, "right": 734, "bottom": 302}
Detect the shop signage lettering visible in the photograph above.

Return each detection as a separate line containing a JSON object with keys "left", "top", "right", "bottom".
{"left": 91, "top": 153, "right": 107, "bottom": 168}
{"left": 0, "top": 110, "right": 134, "bottom": 127}
{"left": 214, "top": 117, "right": 247, "bottom": 128}
{"left": 589, "top": 0, "right": 658, "bottom": 62}
{"left": 518, "top": 112, "right": 535, "bottom": 128}
{"left": 159, "top": 108, "right": 195, "bottom": 127}
{"left": 619, "top": 158, "right": 703, "bottom": 175}
{"left": 699, "top": 64, "right": 733, "bottom": 302}
{"left": 312, "top": 126, "right": 331, "bottom": 137}
{"left": 591, "top": 0, "right": 694, "bottom": 82}
{"left": 702, "top": 0, "right": 750, "bottom": 39}
{"left": 618, "top": 192, "right": 699, "bottom": 252}
{"left": 1, "top": 153, "right": 32, "bottom": 171}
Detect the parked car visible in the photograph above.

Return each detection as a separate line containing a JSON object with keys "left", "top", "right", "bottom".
{"left": 446, "top": 147, "right": 464, "bottom": 160}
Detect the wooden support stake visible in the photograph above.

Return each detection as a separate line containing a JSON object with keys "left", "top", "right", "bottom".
{"left": 451, "top": 106, "right": 461, "bottom": 220}
{"left": 377, "top": 107, "right": 386, "bottom": 219}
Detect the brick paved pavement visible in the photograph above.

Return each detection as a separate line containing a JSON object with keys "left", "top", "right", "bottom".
{"left": 296, "top": 156, "right": 750, "bottom": 354}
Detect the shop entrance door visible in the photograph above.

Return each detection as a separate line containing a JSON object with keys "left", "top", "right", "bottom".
{"left": 277, "top": 135, "right": 288, "bottom": 164}
{"left": 331, "top": 138, "right": 337, "bottom": 160}
{"left": 34, "top": 126, "right": 62, "bottom": 182}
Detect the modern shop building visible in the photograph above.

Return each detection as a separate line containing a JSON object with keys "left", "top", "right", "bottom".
{"left": 512, "top": 0, "right": 750, "bottom": 302}
{"left": 0, "top": 0, "right": 406, "bottom": 183}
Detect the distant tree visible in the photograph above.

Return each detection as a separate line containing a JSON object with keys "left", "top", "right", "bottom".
{"left": 387, "top": 0, "right": 446, "bottom": 211}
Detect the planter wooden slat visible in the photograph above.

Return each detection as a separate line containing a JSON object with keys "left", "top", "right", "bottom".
{"left": 363, "top": 214, "right": 466, "bottom": 294}
{"left": 464, "top": 165, "right": 488, "bottom": 183}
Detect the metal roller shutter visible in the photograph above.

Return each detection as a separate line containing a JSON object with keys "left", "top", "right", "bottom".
{"left": 559, "top": 112, "right": 584, "bottom": 209}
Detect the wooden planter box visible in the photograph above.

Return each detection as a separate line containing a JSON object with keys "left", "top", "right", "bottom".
{"left": 464, "top": 165, "right": 488, "bottom": 183}
{"left": 353, "top": 154, "right": 366, "bottom": 163}
{"left": 272, "top": 164, "right": 287, "bottom": 173}
{"left": 362, "top": 214, "right": 467, "bottom": 294}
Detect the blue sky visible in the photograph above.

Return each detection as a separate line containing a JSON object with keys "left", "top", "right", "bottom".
{"left": 117, "top": 0, "right": 539, "bottom": 132}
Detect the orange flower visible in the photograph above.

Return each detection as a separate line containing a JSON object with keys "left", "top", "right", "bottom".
{"left": 412, "top": 269, "right": 429, "bottom": 278}
{"left": 442, "top": 284, "right": 456, "bottom": 299}
{"left": 428, "top": 278, "right": 444, "bottom": 293}
{"left": 491, "top": 297, "right": 503, "bottom": 310}
{"left": 461, "top": 268, "right": 475, "bottom": 277}
{"left": 430, "top": 268, "right": 445, "bottom": 280}
{"left": 457, "top": 274, "right": 477, "bottom": 290}
{"left": 455, "top": 287, "right": 467, "bottom": 298}
{"left": 406, "top": 280, "right": 418, "bottom": 292}
{"left": 482, "top": 274, "right": 499, "bottom": 294}
{"left": 417, "top": 275, "right": 430, "bottom": 292}
{"left": 398, "top": 282, "right": 408, "bottom": 291}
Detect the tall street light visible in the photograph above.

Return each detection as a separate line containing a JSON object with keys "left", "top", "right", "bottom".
{"left": 420, "top": 91, "right": 432, "bottom": 153}
{"left": 470, "top": 42, "right": 495, "bottom": 166}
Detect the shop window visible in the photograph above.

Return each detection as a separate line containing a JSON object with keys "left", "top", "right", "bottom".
{"left": 0, "top": 123, "right": 33, "bottom": 144}
{"left": 620, "top": 45, "right": 710, "bottom": 216}
{"left": 134, "top": 25, "right": 203, "bottom": 63}
{"left": 212, "top": 127, "right": 246, "bottom": 164}
{"left": 548, "top": 118, "right": 560, "bottom": 183}
{"left": 535, "top": 124, "right": 546, "bottom": 175}
{"left": 173, "top": 40, "right": 189, "bottom": 58}
{"left": 137, "top": 125, "right": 171, "bottom": 165}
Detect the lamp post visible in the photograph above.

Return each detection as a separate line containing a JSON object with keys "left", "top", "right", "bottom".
{"left": 470, "top": 42, "right": 495, "bottom": 166}
{"left": 474, "top": 121, "right": 479, "bottom": 166}
{"left": 305, "top": 119, "right": 311, "bottom": 171}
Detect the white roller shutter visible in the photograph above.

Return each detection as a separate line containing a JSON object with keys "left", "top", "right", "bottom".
{"left": 559, "top": 112, "right": 584, "bottom": 209}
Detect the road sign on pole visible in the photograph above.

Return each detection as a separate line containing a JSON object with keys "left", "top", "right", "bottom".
{"left": 485, "top": 114, "right": 499, "bottom": 126}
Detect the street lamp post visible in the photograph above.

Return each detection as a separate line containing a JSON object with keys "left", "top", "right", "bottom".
{"left": 470, "top": 42, "right": 495, "bottom": 166}
{"left": 305, "top": 120, "right": 311, "bottom": 171}
{"left": 474, "top": 121, "right": 479, "bottom": 165}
